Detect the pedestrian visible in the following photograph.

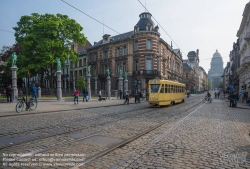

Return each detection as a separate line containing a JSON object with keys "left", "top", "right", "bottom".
{"left": 218, "top": 91, "right": 220, "bottom": 99}
{"left": 229, "top": 92, "right": 237, "bottom": 107}
{"left": 82, "top": 87, "right": 86, "bottom": 102}
{"left": 138, "top": 90, "right": 142, "bottom": 103}
{"left": 134, "top": 91, "right": 138, "bottom": 104}
{"left": 124, "top": 91, "right": 129, "bottom": 105}
{"left": 123, "top": 90, "right": 126, "bottom": 100}
{"left": 214, "top": 92, "right": 217, "bottom": 99}
{"left": 98, "top": 89, "right": 102, "bottom": 102}
{"left": 86, "top": 87, "right": 89, "bottom": 102}
{"left": 239, "top": 92, "right": 243, "bottom": 102}
{"left": 74, "top": 88, "right": 80, "bottom": 104}
{"left": 6, "top": 84, "right": 13, "bottom": 103}
{"left": 31, "top": 84, "right": 37, "bottom": 100}
{"left": 119, "top": 89, "right": 122, "bottom": 100}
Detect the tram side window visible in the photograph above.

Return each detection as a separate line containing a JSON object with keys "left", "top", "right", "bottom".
{"left": 178, "top": 86, "right": 180, "bottom": 93}
{"left": 177, "top": 86, "right": 179, "bottom": 93}
{"left": 160, "top": 84, "right": 164, "bottom": 93}
{"left": 174, "top": 86, "right": 176, "bottom": 93}
{"left": 165, "top": 84, "right": 168, "bottom": 93}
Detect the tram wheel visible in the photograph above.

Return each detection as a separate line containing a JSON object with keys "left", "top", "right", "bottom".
{"left": 169, "top": 101, "right": 173, "bottom": 106}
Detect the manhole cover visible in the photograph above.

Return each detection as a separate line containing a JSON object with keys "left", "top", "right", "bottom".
{"left": 67, "top": 131, "right": 94, "bottom": 139}
{"left": 82, "top": 135, "right": 123, "bottom": 147}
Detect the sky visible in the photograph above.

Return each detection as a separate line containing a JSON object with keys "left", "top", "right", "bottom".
{"left": 0, "top": 0, "right": 249, "bottom": 73}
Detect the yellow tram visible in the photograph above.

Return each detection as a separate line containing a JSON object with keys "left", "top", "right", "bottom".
{"left": 148, "top": 78, "right": 186, "bottom": 106}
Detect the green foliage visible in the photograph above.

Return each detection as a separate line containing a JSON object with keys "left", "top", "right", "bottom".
{"left": 218, "top": 81, "right": 223, "bottom": 88}
{"left": 76, "top": 76, "right": 86, "bottom": 90}
{"left": 13, "top": 13, "right": 87, "bottom": 87}
{"left": 208, "top": 81, "right": 212, "bottom": 89}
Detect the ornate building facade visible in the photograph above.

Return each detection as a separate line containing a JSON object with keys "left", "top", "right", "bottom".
{"left": 208, "top": 50, "right": 224, "bottom": 89}
{"left": 86, "top": 12, "right": 183, "bottom": 93}
{"left": 236, "top": 2, "right": 250, "bottom": 94}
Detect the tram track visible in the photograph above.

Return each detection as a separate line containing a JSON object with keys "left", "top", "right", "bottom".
{"left": 74, "top": 99, "right": 205, "bottom": 167}
{"left": 2, "top": 96, "right": 205, "bottom": 167}
{"left": 0, "top": 105, "right": 158, "bottom": 150}
{"left": 1, "top": 95, "right": 205, "bottom": 167}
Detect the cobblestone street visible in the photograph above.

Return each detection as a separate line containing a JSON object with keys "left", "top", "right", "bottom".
{"left": 0, "top": 94, "right": 250, "bottom": 169}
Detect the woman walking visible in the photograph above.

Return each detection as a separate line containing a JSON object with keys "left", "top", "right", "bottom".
{"left": 74, "top": 88, "right": 80, "bottom": 104}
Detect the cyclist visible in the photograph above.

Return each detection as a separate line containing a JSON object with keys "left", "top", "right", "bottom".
{"left": 205, "top": 91, "right": 211, "bottom": 102}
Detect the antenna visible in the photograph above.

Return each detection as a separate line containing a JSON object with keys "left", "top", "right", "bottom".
{"left": 103, "top": 17, "right": 104, "bottom": 35}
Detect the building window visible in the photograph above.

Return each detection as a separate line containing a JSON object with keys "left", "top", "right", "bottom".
{"left": 146, "top": 58, "right": 152, "bottom": 70}
{"left": 134, "top": 40, "right": 138, "bottom": 51}
{"left": 116, "top": 47, "right": 120, "bottom": 57}
{"left": 122, "top": 46, "right": 127, "bottom": 55}
{"left": 70, "top": 61, "right": 73, "bottom": 69}
{"left": 146, "top": 39, "right": 152, "bottom": 50}
{"left": 93, "top": 54, "right": 97, "bottom": 61}
{"left": 116, "top": 64, "right": 120, "bottom": 73}
{"left": 75, "top": 62, "right": 77, "bottom": 68}
{"left": 135, "top": 60, "right": 139, "bottom": 71}
{"left": 103, "top": 51, "right": 108, "bottom": 59}
{"left": 79, "top": 59, "right": 82, "bottom": 67}
{"left": 83, "top": 58, "right": 86, "bottom": 66}
{"left": 186, "top": 73, "right": 189, "bottom": 79}
{"left": 123, "top": 62, "right": 126, "bottom": 72}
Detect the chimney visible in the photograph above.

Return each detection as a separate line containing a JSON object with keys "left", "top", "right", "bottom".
{"left": 102, "top": 34, "right": 111, "bottom": 44}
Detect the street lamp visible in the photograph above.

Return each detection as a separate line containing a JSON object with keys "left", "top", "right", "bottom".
{"left": 66, "top": 62, "right": 69, "bottom": 89}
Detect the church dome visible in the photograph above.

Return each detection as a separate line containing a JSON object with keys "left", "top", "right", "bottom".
{"left": 213, "top": 49, "right": 222, "bottom": 58}
{"left": 134, "top": 12, "right": 155, "bottom": 31}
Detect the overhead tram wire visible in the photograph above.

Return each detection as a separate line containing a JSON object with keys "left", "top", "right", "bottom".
{"left": 61, "top": 0, "right": 120, "bottom": 35}
{"left": 137, "top": 0, "right": 187, "bottom": 57}
{"left": 0, "top": 29, "right": 14, "bottom": 34}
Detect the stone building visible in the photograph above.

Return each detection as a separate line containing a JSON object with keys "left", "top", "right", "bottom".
{"left": 86, "top": 12, "right": 183, "bottom": 94}
{"left": 182, "top": 50, "right": 204, "bottom": 93}
{"left": 208, "top": 50, "right": 224, "bottom": 89}
{"left": 236, "top": 2, "right": 250, "bottom": 94}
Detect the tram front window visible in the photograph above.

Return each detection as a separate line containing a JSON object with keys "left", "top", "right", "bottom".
{"left": 150, "top": 84, "right": 160, "bottom": 93}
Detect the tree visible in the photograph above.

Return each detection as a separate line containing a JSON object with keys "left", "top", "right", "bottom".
{"left": 218, "top": 81, "right": 223, "bottom": 88}
{"left": 76, "top": 76, "right": 86, "bottom": 91}
{"left": 13, "top": 13, "right": 87, "bottom": 88}
{"left": 208, "top": 81, "right": 212, "bottom": 90}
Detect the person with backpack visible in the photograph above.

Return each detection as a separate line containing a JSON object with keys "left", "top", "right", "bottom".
{"left": 6, "top": 84, "right": 13, "bottom": 103}
{"left": 82, "top": 87, "right": 86, "bottom": 102}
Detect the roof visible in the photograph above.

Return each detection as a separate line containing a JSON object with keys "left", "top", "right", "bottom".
{"left": 90, "top": 31, "right": 134, "bottom": 48}
{"left": 135, "top": 12, "right": 155, "bottom": 31}
{"left": 213, "top": 49, "right": 222, "bottom": 58}
{"left": 188, "top": 51, "right": 197, "bottom": 56}
{"left": 183, "top": 62, "right": 192, "bottom": 70}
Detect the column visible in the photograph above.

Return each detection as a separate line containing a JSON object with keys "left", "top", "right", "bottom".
{"left": 87, "top": 74, "right": 91, "bottom": 100}
{"left": 95, "top": 76, "right": 98, "bottom": 95}
{"left": 119, "top": 77, "right": 123, "bottom": 91}
{"left": 10, "top": 66, "right": 18, "bottom": 102}
{"left": 124, "top": 79, "right": 128, "bottom": 91}
{"left": 107, "top": 76, "right": 111, "bottom": 99}
{"left": 57, "top": 71, "right": 62, "bottom": 100}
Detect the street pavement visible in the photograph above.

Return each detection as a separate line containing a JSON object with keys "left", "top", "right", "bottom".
{"left": 0, "top": 94, "right": 250, "bottom": 169}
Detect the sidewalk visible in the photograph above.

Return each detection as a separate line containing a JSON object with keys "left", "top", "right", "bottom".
{"left": 0, "top": 97, "right": 124, "bottom": 116}
{"left": 224, "top": 99, "right": 250, "bottom": 109}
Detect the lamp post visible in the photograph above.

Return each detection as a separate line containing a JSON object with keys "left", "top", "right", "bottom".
{"left": 66, "top": 62, "right": 69, "bottom": 90}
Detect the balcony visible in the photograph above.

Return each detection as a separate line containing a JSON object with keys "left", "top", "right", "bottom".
{"left": 142, "top": 70, "right": 159, "bottom": 77}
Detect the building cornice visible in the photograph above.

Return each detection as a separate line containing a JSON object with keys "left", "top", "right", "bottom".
{"left": 237, "top": 2, "right": 250, "bottom": 37}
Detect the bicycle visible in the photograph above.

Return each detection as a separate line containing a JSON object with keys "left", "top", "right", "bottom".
{"left": 16, "top": 97, "right": 38, "bottom": 113}
{"left": 202, "top": 96, "right": 212, "bottom": 103}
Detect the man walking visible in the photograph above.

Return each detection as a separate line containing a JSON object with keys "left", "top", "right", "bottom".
{"left": 124, "top": 91, "right": 129, "bottom": 105}
{"left": 6, "top": 84, "right": 13, "bottom": 103}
